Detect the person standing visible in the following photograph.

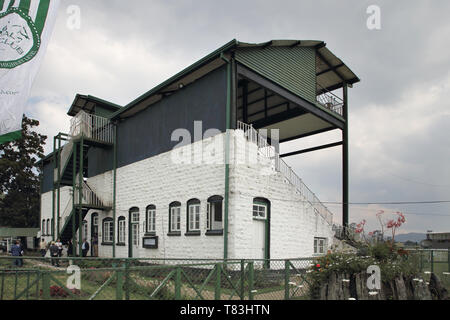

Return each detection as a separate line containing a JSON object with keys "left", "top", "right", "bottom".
{"left": 10, "top": 241, "right": 23, "bottom": 267}
{"left": 49, "top": 242, "right": 60, "bottom": 267}
{"left": 81, "top": 239, "right": 90, "bottom": 257}
{"left": 56, "top": 238, "right": 63, "bottom": 257}
{"left": 67, "top": 239, "right": 73, "bottom": 257}
{"left": 40, "top": 239, "right": 47, "bottom": 257}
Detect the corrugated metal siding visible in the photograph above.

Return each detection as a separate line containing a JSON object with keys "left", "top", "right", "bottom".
{"left": 235, "top": 46, "right": 316, "bottom": 104}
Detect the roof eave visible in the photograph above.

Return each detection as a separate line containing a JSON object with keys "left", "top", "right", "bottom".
{"left": 110, "top": 39, "right": 239, "bottom": 120}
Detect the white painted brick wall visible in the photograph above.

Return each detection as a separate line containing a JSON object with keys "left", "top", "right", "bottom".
{"left": 40, "top": 187, "right": 72, "bottom": 242}
{"left": 40, "top": 130, "right": 333, "bottom": 259}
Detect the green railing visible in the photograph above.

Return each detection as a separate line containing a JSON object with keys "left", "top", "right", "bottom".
{"left": 0, "top": 257, "right": 314, "bottom": 300}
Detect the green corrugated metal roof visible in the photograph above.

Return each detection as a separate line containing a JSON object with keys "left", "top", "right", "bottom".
{"left": 94, "top": 39, "right": 360, "bottom": 121}
{"left": 235, "top": 46, "right": 317, "bottom": 105}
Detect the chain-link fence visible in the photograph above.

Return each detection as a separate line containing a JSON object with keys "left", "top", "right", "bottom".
{"left": 0, "top": 256, "right": 315, "bottom": 300}
{"left": 2, "top": 250, "right": 447, "bottom": 300}
{"left": 406, "top": 249, "right": 450, "bottom": 291}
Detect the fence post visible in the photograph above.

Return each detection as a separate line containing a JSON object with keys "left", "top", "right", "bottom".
{"left": 248, "top": 261, "right": 254, "bottom": 301}
{"left": 419, "top": 250, "right": 423, "bottom": 272}
{"left": 125, "top": 260, "right": 130, "bottom": 300}
{"left": 431, "top": 250, "right": 434, "bottom": 273}
{"left": 448, "top": 249, "right": 450, "bottom": 273}
{"left": 240, "top": 260, "right": 245, "bottom": 300}
{"left": 175, "top": 266, "right": 182, "bottom": 300}
{"left": 116, "top": 264, "right": 124, "bottom": 300}
{"left": 284, "top": 260, "right": 290, "bottom": 300}
{"left": 0, "top": 272, "right": 4, "bottom": 300}
{"left": 42, "top": 272, "right": 50, "bottom": 300}
{"left": 215, "top": 263, "right": 221, "bottom": 300}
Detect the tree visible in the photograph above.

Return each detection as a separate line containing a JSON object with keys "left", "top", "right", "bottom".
{"left": 0, "top": 116, "right": 47, "bottom": 227}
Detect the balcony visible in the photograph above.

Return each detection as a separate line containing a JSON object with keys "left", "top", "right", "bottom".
{"left": 316, "top": 85, "right": 344, "bottom": 117}
{"left": 70, "top": 110, "right": 114, "bottom": 145}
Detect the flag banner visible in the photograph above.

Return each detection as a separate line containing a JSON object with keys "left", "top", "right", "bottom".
{"left": 0, "top": 0, "right": 60, "bottom": 144}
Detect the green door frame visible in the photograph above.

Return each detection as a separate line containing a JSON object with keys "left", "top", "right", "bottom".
{"left": 128, "top": 208, "right": 139, "bottom": 258}
{"left": 253, "top": 198, "right": 271, "bottom": 268}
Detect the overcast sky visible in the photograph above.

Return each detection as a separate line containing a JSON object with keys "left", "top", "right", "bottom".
{"left": 26, "top": 0, "right": 450, "bottom": 235}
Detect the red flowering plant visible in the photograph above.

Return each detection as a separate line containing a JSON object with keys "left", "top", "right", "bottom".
{"left": 375, "top": 210, "right": 406, "bottom": 247}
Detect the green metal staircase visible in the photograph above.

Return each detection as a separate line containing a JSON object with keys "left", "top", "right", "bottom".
{"left": 52, "top": 111, "right": 114, "bottom": 254}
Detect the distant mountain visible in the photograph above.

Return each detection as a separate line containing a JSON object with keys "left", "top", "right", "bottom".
{"left": 394, "top": 233, "right": 426, "bottom": 243}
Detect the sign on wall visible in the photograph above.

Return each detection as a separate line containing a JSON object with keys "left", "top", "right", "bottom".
{"left": 0, "top": 0, "right": 60, "bottom": 144}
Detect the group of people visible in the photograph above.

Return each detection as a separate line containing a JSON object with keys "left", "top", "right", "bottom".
{"left": 39, "top": 238, "right": 91, "bottom": 266}
{"left": 8, "top": 238, "right": 92, "bottom": 268}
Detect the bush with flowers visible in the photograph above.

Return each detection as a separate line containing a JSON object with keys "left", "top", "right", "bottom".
{"left": 308, "top": 211, "right": 421, "bottom": 299}
{"left": 40, "top": 285, "right": 82, "bottom": 298}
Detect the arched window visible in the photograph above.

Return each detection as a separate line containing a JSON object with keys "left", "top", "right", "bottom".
{"left": 102, "top": 218, "right": 114, "bottom": 244}
{"left": 118, "top": 216, "right": 126, "bottom": 244}
{"left": 186, "top": 199, "right": 201, "bottom": 233}
{"left": 207, "top": 196, "right": 223, "bottom": 232}
{"left": 46, "top": 219, "right": 50, "bottom": 236}
{"left": 146, "top": 205, "right": 156, "bottom": 234}
{"left": 129, "top": 207, "right": 140, "bottom": 246}
{"left": 168, "top": 202, "right": 181, "bottom": 234}
{"left": 42, "top": 219, "right": 46, "bottom": 236}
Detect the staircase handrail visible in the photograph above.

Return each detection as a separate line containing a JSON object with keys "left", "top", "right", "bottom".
{"left": 236, "top": 121, "right": 333, "bottom": 225}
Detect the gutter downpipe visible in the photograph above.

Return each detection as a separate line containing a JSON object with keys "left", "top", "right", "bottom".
{"left": 220, "top": 52, "right": 232, "bottom": 262}
{"left": 112, "top": 122, "right": 117, "bottom": 258}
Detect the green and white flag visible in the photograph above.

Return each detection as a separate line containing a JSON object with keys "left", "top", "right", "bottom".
{"left": 0, "top": 0, "right": 60, "bottom": 144}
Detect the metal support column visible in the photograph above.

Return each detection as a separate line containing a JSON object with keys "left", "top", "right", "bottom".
{"left": 72, "top": 142, "right": 77, "bottom": 257}
{"left": 51, "top": 136, "right": 56, "bottom": 241}
{"left": 56, "top": 135, "right": 61, "bottom": 239}
{"left": 78, "top": 138, "right": 84, "bottom": 256}
{"left": 342, "top": 84, "right": 349, "bottom": 231}
{"left": 221, "top": 53, "right": 232, "bottom": 261}
{"left": 112, "top": 124, "right": 117, "bottom": 258}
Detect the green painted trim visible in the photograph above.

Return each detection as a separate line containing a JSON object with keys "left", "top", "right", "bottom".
{"left": 342, "top": 84, "right": 349, "bottom": 229}
{"left": 78, "top": 137, "right": 84, "bottom": 256}
{"left": 19, "top": 0, "right": 31, "bottom": 13}
{"left": 221, "top": 54, "right": 232, "bottom": 261}
{"left": 51, "top": 136, "right": 56, "bottom": 241}
{"left": 0, "top": 130, "right": 21, "bottom": 144}
{"left": 6, "top": 0, "right": 14, "bottom": 10}
{"left": 34, "top": 0, "right": 50, "bottom": 36}
{"left": 72, "top": 142, "right": 77, "bottom": 256}
{"left": 56, "top": 136, "right": 61, "bottom": 239}
{"left": 112, "top": 124, "right": 117, "bottom": 258}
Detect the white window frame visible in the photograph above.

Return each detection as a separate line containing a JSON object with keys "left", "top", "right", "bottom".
{"left": 118, "top": 219, "right": 126, "bottom": 244}
{"left": 207, "top": 201, "right": 223, "bottom": 231}
{"left": 314, "top": 237, "right": 327, "bottom": 254}
{"left": 131, "top": 211, "right": 140, "bottom": 224}
{"left": 103, "top": 220, "right": 114, "bottom": 243}
{"left": 170, "top": 206, "right": 181, "bottom": 232}
{"left": 252, "top": 203, "right": 267, "bottom": 220}
{"left": 188, "top": 204, "right": 201, "bottom": 231}
{"left": 132, "top": 223, "right": 139, "bottom": 246}
{"left": 146, "top": 207, "right": 156, "bottom": 233}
